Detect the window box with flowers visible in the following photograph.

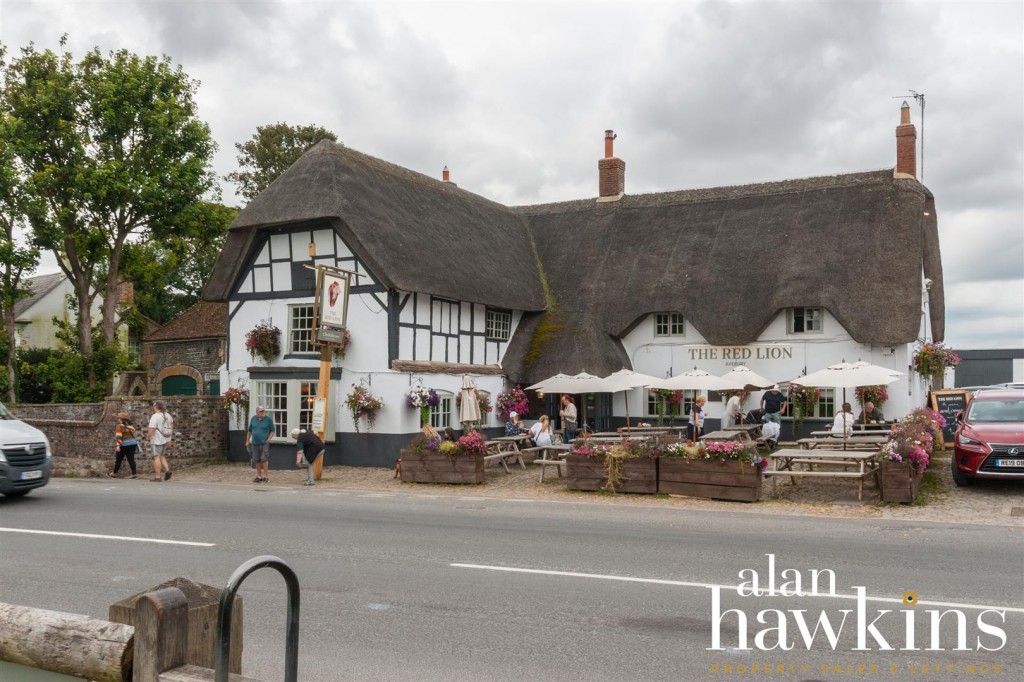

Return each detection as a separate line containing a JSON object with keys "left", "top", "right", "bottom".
{"left": 913, "top": 341, "right": 960, "bottom": 388}
{"left": 878, "top": 407, "right": 943, "bottom": 503}
{"left": 565, "top": 439, "right": 659, "bottom": 494}
{"left": 345, "top": 384, "right": 383, "bottom": 433}
{"left": 399, "top": 430, "right": 486, "bottom": 484}
{"left": 658, "top": 440, "right": 765, "bottom": 502}
{"left": 245, "top": 320, "right": 281, "bottom": 364}
{"left": 406, "top": 385, "right": 440, "bottom": 426}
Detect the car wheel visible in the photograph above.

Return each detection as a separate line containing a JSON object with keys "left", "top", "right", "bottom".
{"left": 2, "top": 490, "right": 30, "bottom": 498}
{"left": 951, "top": 455, "right": 974, "bottom": 487}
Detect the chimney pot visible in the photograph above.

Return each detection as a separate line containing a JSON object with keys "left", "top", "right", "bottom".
{"left": 442, "top": 166, "right": 450, "bottom": 182}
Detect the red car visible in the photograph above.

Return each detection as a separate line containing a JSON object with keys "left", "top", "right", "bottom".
{"left": 952, "top": 389, "right": 1024, "bottom": 486}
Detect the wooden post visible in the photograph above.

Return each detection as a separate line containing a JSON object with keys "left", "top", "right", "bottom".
{"left": 134, "top": 587, "right": 188, "bottom": 682}
{"left": 312, "top": 345, "right": 332, "bottom": 480}
{"left": 0, "top": 602, "right": 133, "bottom": 682}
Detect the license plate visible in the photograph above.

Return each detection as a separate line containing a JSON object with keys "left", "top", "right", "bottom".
{"left": 995, "top": 459, "right": 1024, "bottom": 468}
{"left": 20, "top": 470, "right": 42, "bottom": 480}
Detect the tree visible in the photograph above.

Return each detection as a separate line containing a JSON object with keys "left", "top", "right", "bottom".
{"left": 119, "top": 201, "right": 238, "bottom": 324}
{"left": 0, "top": 47, "right": 40, "bottom": 402}
{"left": 2, "top": 39, "right": 216, "bottom": 383}
{"left": 227, "top": 122, "right": 338, "bottom": 201}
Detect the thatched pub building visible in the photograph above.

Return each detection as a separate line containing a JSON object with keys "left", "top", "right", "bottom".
{"left": 204, "top": 104, "right": 943, "bottom": 467}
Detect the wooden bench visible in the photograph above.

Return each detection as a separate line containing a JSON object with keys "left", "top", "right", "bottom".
{"left": 766, "top": 448, "right": 881, "bottom": 500}
{"left": 533, "top": 459, "right": 569, "bottom": 482}
{"left": 483, "top": 441, "right": 526, "bottom": 473}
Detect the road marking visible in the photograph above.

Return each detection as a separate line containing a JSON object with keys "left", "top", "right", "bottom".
{"left": 450, "top": 564, "right": 1024, "bottom": 614}
{"left": 0, "top": 527, "right": 215, "bottom": 547}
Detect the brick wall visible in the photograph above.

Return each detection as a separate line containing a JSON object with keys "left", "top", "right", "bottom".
{"left": 10, "top": 397, "right": 227, "bottom": 478}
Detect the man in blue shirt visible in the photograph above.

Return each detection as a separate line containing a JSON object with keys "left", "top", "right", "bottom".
{"left": 760, "top": 386, "right": 788, "bottom": 424}
{"left": 246, "top": 406, "right": 275, "bottom": 484}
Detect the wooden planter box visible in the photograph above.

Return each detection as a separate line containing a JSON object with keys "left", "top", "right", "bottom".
{"left": 399, "top": 449, "right": 484, "bottom": 484}
{"left": 658, "top": 457, "right": 762, "bottom": 502}
{"left": 879, "top": 459, "right": 923, "bottom": 503}
{"left": 565, "top": 455, "right": 657, "bottom": 494}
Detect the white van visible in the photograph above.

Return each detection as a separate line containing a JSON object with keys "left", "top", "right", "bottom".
{"left": 0, "top": 401, "right": 52, "bottom": 497}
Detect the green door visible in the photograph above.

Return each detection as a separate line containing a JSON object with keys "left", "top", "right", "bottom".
{"left": 208, "top": 379, "right": 220, "bottom": 397}
{"left": 162, "top": 375, "right": 197, "bottom": 396}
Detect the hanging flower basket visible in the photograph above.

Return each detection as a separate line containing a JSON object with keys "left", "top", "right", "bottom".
{"left": 786, "top": 384, "right": 820, "bottom": 432}
{"left": 245, "top": 320, "right": 281, "bottom": 363}
{"left": 222, "top": 385, "right": 250, "bottom": 429}
{"left": 854, "top": 384, "right": 889, "bottom": 408}
{"left": 345, "top": 384, "right": 383, "bottom": 433}
{"left": 332, "top": 327, "right": 352, "bottom": 359}
{"left": 913, "top": 341, "right": 960, "bottom": 388}
{"left": 496, "top": 385, "right": 529, "bottom": 421}
{"left": 406, "top": 385, "right": 440, "bottom": 426}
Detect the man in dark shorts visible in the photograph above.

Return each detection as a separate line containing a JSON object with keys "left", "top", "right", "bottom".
{"left": 290, "top": 428, "right": 323, "bottom": 486}
{"left": 246, "top": 406, "right": 274, "bottom": 483}
{"left": 760, "top": 385, "right": 788, "bottom": 424}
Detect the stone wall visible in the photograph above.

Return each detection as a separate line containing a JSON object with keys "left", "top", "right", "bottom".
{"left": 146, "top": 339, "right": 225, "bottom": 395}
{"left": 10, "top": 397, "right": 227, "bottom": 478}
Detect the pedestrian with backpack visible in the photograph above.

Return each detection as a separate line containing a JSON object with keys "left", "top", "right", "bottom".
{"left": 147, "top": 400, "right": 174, "bottom": 481}
{"left": 107, "top": 411, "right": 139, "bottom": 479}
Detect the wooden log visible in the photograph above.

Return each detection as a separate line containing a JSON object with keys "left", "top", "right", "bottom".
{"left": 0, "top": 602, "right": 133, "bottom": 682}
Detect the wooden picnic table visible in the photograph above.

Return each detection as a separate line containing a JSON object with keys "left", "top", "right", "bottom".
{"left": 764, "top": 448, "right": 881, "bottom": 501}
{"left": 522, "top": 444, "right": 574, "bottom": 482}
{"left": 799, "top": 434, "right": 888, "bottom": 451}
{"left": 809, "top": 430, "right": 889, "bottom": 438}
{"left": 483, "top": 437, "right": 529, "bottom": 473}
{"left": 700, "top": 430, "right": 751, "bottom": 442}
{"left": 724, "top": 423, "right": 763, "bottom": 437}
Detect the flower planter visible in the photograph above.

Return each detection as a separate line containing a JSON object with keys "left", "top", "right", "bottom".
{"left": 879, "top": 459, "right": 923, "bottom": 503}
{"left": 399, "top": 449, "right": 484, "bottom": 484}
{"left": 658, "top": 457, "right": 762, "bottom": 502}
{"left": 565, "top": 454, "right": 657, "bottom": 494}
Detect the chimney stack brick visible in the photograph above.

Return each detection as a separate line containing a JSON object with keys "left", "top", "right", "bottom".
{"left": 895, "top": 102, "right": 917, "bottom": 178}
{"left": 598, "top": 130, "right": 625, "bottom": 198}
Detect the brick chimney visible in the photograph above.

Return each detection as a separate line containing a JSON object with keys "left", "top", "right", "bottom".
{"left": 442, "top": 166, "right": 450, "bottom": 182}
{"left": 598, "top": 130, "right": 625, "bottom": 199}
{"left": 895, "top": 101, "right": 917, "bottom": 179}
{"left": 118, "top": 280, "right": 134, "bottom": 307}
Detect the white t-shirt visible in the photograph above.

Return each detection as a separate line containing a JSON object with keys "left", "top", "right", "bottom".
{"left": 761, "top": 421, "right": 781, "bottom": 441}
{"left": 831, "top": 412, "right": 855, "bottom": 436}
{"left": 149, "top": 411, "right": 174, "bottom": 445}
{"left": 530, "top": 422, "right": 553, "bottom": 447}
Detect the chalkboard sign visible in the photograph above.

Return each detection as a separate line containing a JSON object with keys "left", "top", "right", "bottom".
{"left": 929, "top": 390, "right": 970, "bottom": 443}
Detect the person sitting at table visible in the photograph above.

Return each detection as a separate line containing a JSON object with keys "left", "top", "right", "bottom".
{"left": 831, "top": 402, "right": 855, "bottom": 437}
{"left": 442, "top": 426, "right": 457, "bottom": 442}
{"left": 505, "top": 411, "right": 524, "bottom": 436}
{"left": 529, "top": 414, "right": 553, "bottom": 447}
{"left": 687, "top": 395, "right": 706, "bottom": 442}
{"left": 857, "top": 401, "right": 885, "bottom": 424}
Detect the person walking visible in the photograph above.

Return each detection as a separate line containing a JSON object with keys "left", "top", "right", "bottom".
{"left": 559, "top": 394, "right": 577, "bottom": 443}
{"left": 146, "top": 401, "right": 174, "bottom": 481}
{"left": 760, "top": 385, "right": 788, "bottom": 424}
{"left": 290, "top": 428, "right": 323, "bottom": 486}
{"left": 107, "top": 411, "right": 139, "bottom": 479}
{"left": 687, "top": 395, "right": 706, "bottom": 443}
{"left": 246, "top": 406, "right": 275, "bottom": 483}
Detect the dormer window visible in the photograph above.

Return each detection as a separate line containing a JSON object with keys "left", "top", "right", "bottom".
{"left": 788, "top": 307, "right": 823, "bottom": 334}
{"left": 654, "top": 313, "right": 685, "bottom": 337}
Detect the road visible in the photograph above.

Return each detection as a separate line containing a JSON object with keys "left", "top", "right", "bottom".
{"left": 1, "top": 479, "right": 1021, "bottom": 681}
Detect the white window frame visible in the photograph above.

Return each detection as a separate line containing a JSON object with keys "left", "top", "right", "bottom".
{"left": 788, "top": 307, "right": 823, "bottom": 334}
{"left": 288, "top": 304, "right": 317, "bottom": 355}
{"left": 646, "top": 389, "right": 697, "bottom": 417}
{"left": 815, "top": 388, "right": 836, "bottom": 419}
{"left": 430, "top": 391, "right": 454, "bottom": 429}
{"left": 253, "top": 379, "right": 334, "bottom": 441}
{"left": 654, "top": 313, "right": 685, "bottom": 337}
{"left": 485, "top": 309, "right": 512, "bottom": 341}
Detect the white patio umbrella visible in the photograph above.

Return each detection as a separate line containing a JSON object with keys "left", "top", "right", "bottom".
{"left": 791, "top": 361, "right": 902, "bottom": 435}
{"left": 718, "top": 365, "right": 775, "bottom": 392}
{"left": 526, "top": 371, "right": 621, "bottom": 434}
{"left": 604, "top": 369, "right": 662, "bottom": 431}
{"left": 648, "top": 369, "right": 733, "bottom": 392}
{"left": 459, "top": 375, "right": 481, "bottom": 427}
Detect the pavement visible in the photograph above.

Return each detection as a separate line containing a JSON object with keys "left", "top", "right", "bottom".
{"left": 119, "top": 451, "right": 1024, "bottom": 527}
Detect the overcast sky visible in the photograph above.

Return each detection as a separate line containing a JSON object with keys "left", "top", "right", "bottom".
{"left": 2, "top": 0, "right": 1022, "bottom": 350}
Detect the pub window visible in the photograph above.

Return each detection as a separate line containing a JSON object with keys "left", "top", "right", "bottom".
{"left": 646, "top": 389, "right": 697, "bottom": 418}
{"left": 288, "top": 304, "right": 316, "bottom": 354}
{"left": 253, "top": 379, "right": 332, "bottom": 440}
{"left": 788, "top": 307, "right": 823, "bottom": 334}
{"left": 486, "top": 308, "right": 512, "bottom": 341}
{"left": 253, "top": 380, "right": 289, "bottom": 439}
{"left": 654, "top": 313, "right": 685, "bottom": 337}
{"left": 815, "top": 388, "right": 836, "bottom": 419}
{"left": 430, "top": 391, "right": 454, "bottom": 429}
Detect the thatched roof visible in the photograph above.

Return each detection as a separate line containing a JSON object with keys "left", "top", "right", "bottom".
{"left": 202, "top": 141, "right": 943, "bottom": 387}
{"left": 203, "top": 141, "right": 545, "bottom": 312}
{"left": 502, "top": 170, "right": 943, "bottom": 384}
